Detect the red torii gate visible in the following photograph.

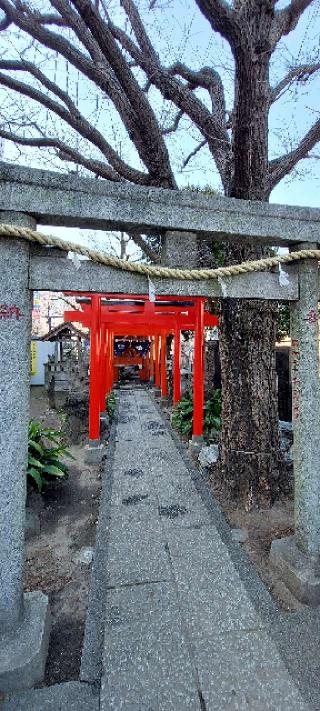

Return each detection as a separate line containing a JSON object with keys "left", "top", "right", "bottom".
{"left": 113, "top": 337, "right": 150, "bottom": 383}
{"left": 64, "top": 294, "right": 218, "bottom": 444}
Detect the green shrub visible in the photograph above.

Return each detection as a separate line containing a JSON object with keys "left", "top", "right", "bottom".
{"left": 171, "top": 389, "right": 221, "bottom": 440}
{"left": 28, "top": 420, "right": 74, "bottom": 492}
{"left": 106, "top": 392, "right": 117, "bottom": 421}
{"left": 204, "top": 390, "right": 222, "bottom": 438}
{"left": 171, "top": 391, "right": 194, "bottom": 438}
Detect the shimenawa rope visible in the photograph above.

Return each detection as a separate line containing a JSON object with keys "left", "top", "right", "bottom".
{"left": 0, "top": 223, "right": 319, "bottom": 281}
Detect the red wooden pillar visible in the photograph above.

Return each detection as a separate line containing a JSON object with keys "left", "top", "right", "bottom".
{"left": 173, "top": 326, "right": 181, "bottom": 405}
{"left": 105, "top": 329, "right": 112, "bottom": 394}
{"left": 140, "top": 357, "right": 149, "bottom": 381}
{"left": 100, "top": 323, "right": 107, "bottom": 412}
{"left": 89, "top": 294, "right": 101, "bottom": 442}
{"left": 160, "top": 332, "right": 168, "bottom": 398}
{"left": 154, "top": 335, "right": 160, "bottom": 388}
{"left": 149, "top": 338, "right": 154, "bottom": 381}
{"left": 193, "top": 299, "right": 205, "bottom": 437}
{"left": 108, "top": 332, "right": 115, "bottom": 391}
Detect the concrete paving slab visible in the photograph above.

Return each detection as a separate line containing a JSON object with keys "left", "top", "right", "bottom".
{"left": 111, "top": 450, "right": 151, "bottom": 473}
{"left": 155, "top": 479, "right": 211, "bottom": 526}
{"left": 106, "top": 519, "right": 172, "bottom": 588}
{"left": 270, "top": 609, "right": 320, "bottom": 710}
{"left": 171, "top": 561, "right": 261, "bottom": 640}
{"left": 196, "top": 630, "right": 309, "bottom": 710}
{"left": 158, "top": 502, "right": 211, "bottom": 530}
{"left": 110, "top": 475, "right": 155, "bottom": 506}
{"left": 2, "top": 682, "right": 99, "bottom": 711}
{"left": 151, "top": 452, "right": 189, "bottom": 471}
{"left": 101, "top": 612, "right": 201, "bottom": 711}
{"left": 110, "top": 500, "right": 159, "bottom": 528}
{"left": 104, "top": 581, "right": 181, "bottom": 629}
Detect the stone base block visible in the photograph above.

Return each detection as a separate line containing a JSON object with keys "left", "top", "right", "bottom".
{"left": 0, "top": 591, "right": 50, "bottom": 693}
{"left": 160, "top": 396, "right": 169, "bottom": 405}
{"left": 188, "top": 435, "right": 204, "bottom": 460}
{"left": 270, "top": 535, "right": 320, "bottom": 606}
{"left": 84, "top": 442, "right": 104, "bottom": 464}
{"left": 100, "top": 414, "right": 110, "bottom": 435}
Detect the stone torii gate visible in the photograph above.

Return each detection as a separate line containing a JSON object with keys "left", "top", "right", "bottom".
{"left": 0, "top": 162, "right": 320, "bottom": 691}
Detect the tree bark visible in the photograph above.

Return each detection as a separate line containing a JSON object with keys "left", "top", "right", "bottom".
{"left": 219, "top": 297, "right": 280, "bottom": 507}
{"left": 219, "top": 6, "right": 281, "bottom": 508}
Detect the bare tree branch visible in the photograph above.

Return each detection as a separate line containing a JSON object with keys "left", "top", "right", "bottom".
{"left": 0, "top": 127, "right": 124, "bottom": 179}
{"left": 268, "top": 118, "right": 320, "bottom": 189}
{"left": 181, "top": 139, "right": 207, "bottom": 169}
{"left": 120, "top": 0, "right": 158, "bottom": 61}
{"left": 271, "top": 62, "right": 320, "bottom": 103}
{"left": 169, "top": 62, "right": 226, "bottom": 124}
{"left": 0, "top": 0, "right": 103, "bottom": 73}
{"left": 194, "top": 0, "right": 237, "bottom": 44}
{"left": 31, "top": 12, "right": 68, "bottom": 27}
{"left": 0, "top": 67, "right": 153, "bottom": 184}
{"left": 0, "top": 9, "right": 10, "bottom": 30}
{"left": 162, "top": 110, "right": 183, "bottom": 135}
{"left": 0, "top": 0, "right": 175, "bottom": 187}
{"left": 128, "top": 232, "right": 160, "bottom": 263}
{"left": 0, "top": 59, "right": 81, "bottom": 114}
{"left": 68, "top": 0, "right": 176, "bottom": 187}
{"left": 273, "top": 0, "right": 316, "bottom": 43}
{"left": 109, "top": 3, "right": 231, "bottom": 188}
{"left": 49, "top": 0, "right": 110, "bottom": 63}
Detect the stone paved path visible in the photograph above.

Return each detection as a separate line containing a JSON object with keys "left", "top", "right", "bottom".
{"left": 99, "top": 388, "right": 309, "bottom": 710}
{"left": 2, "top": 387, "right": 313, "bottom": 710}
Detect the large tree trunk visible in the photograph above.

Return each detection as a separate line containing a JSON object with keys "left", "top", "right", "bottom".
{"left": 219, "top": 297, "right": 280, "bottom": 507}
{"left": 219, "top": 8, "right": 281, "bottom": 508}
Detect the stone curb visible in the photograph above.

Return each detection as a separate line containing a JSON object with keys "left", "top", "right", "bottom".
{"left": 80, "top": 399, "right": 120, "bottom": 684}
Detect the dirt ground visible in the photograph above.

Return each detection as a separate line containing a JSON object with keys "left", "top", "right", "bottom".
{"left": 26, "top": 387, "right": 101, "bottom": 686}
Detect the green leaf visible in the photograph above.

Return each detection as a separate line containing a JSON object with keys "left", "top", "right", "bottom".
{"left": 42, "top": 430, "right": 62, "bottom": 443}
{"left": 52, "top": 460, "right": 69, "bottom": 474}
{"left": 27, "top": 467, "right": 43, "bottom": 492}
{"left": 43, "top": 447, "right": 64, "bottom": 459}
{"left": 43, "top": 464, "right": 67, "bottom": 478}
{"left": 61, "top": 450, "right": 75, "bottom": 460}
{"left": 28, "top": 455, "right": 44, "bottom": 470}
{"left": 28, "top": 419, "right": 73, "bottom": 493}
{"left": 29, "top": 440, "right": 44, "bottom": 456}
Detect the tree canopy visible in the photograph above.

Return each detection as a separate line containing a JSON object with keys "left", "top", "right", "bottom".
{"left": 0, "top": 0, "right": 318, "bottom": 199}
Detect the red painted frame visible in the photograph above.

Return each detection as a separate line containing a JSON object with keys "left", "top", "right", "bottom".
{"left": 64, "top": 293, "right": 218, "bottom": 442}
